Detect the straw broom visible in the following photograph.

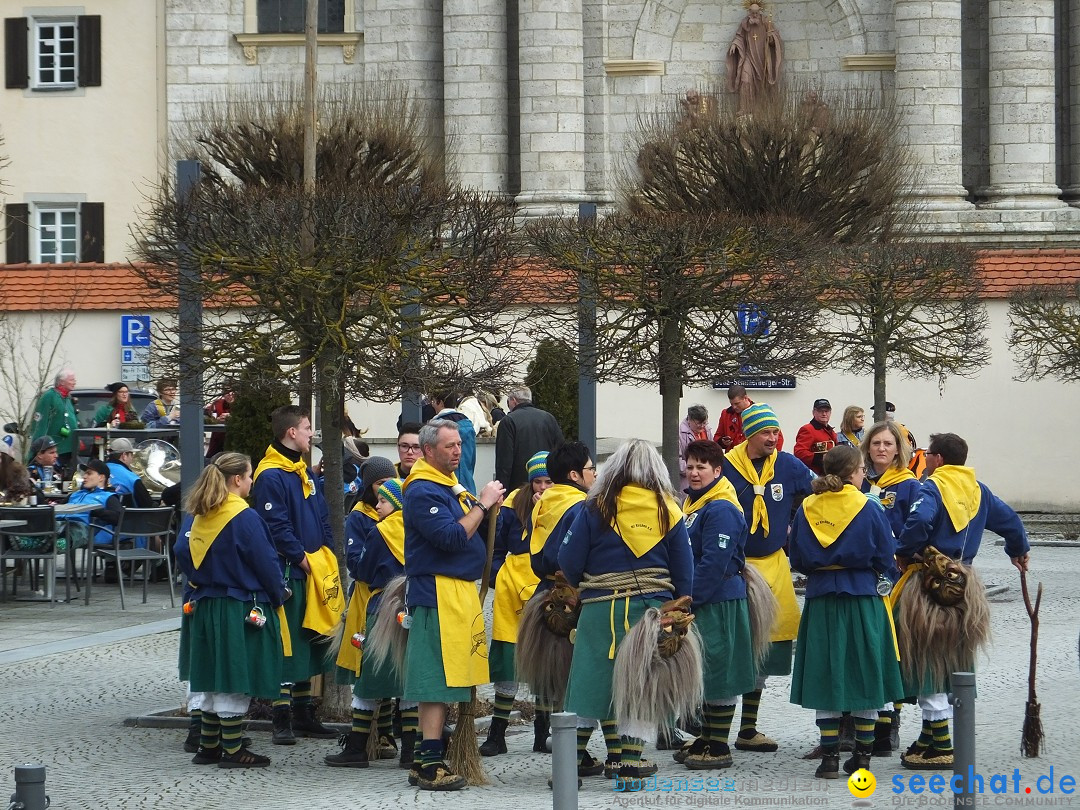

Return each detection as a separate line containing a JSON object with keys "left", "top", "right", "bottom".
{"left": 446, "top": 502, "right": 501, "bottom": 785}
{"left": 1019, "top": 570, "right": 1044, "bottom": 757}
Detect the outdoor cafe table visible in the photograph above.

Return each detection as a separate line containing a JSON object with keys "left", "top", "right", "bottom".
{"left": 11, "top": 503, "right": 102, "bottom": 602}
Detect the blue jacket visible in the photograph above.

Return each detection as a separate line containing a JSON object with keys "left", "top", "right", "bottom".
{"left": 558, "top": 503, "right": 694, "bottom": 603}
{"left": 490, "top": 498, "right": 529, "bottom": 586}
{"left": 251, "top": 465, "right": 334, "bottom": 580}
{"left": 62, "top": 487, "right": 121, "bottom": 546}
{"left": 721, "top": 451, "right": 815, "bottom": 557}
{"left": 344, "top": 506, "right": 378, "bottom": 582}
{"left": 436, "top": 410, "right": 477, "bottom": 495}
{"left": 685, "top": 479, "right": 748, "bottom": 605}
{"left": 402, "top": 477, "right": 486, "bottom": 608}
{"left": 356, "top": 515, "right": 405, "bottom": 612}
{"left": 861, "top": 474, "right": 922, "bottom": 540}
{"left": 789, "top": 490, "right": 897, "bottom": 598}
{"left": 897, "top": 472, "right": 1029, "bottom": 563}
{"left": 176, "top": 507, "right": 287, "bottom": 606}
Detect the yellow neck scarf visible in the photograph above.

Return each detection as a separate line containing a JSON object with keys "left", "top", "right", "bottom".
{"left": 612, "top": 485, "right": 683, "bottom": 558}
{"left": 871, "top": 465, "right": 916, "bottom": 493}
{"left": 530, "top": 484, "right": 587, "bottom": 555}
{"left": 403, "top": 457, "right": 475, "bottom": 513}
{"left": 376, "top": 510, "right": 406, "bottom": 565}
{"left": 188, "top": 493, "right": 249, "bottom": 569}
{"left": 802, "top": 485, "right": 870, "bottom": 547}
{"left": 351, "top": 501, "right": 380, "bottom": 521}
{"left": 725, "top": 442, "right": 777, "bottom": 537}
{"left": 683, "top": 476, "right": 742, "bottom": 515}
{"left": 929, "top": 465, "right": 982, "bottom": 533}
{"left": 843, "top": 430, "right": 862, "bottom": 447}
{"left": 253, "top": 445, "right": 313, "bottom": 499}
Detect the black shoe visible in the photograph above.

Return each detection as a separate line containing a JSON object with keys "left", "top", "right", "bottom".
{"left": 324, "top": 731, "right": 370, "bottom": 768}
{"left": 219, "top": 748, "right": 271, "bottom": 769}
{"left": 873, "top": 718, "right": 893, "bottom": 756}
{"left": 578, "top": 752, "right": 605, "bottom": 777}
{"left": 271, "top": 705, "right": 296, "bottom": 746}
{"left": 479, "top": 717, "right": 508, "bottom": 757}
{"left": 399, "top": 730, "right": 416, "bottom": 769}
{"left": 293, "top": 702, "right": 337, "bottom": 739}
{"left": 533, "top": 710, "right": 551, "bottom": 753}
{"left": 890, "top": 709, "right": 901, "bottom": 750}
{"left": 408, "top": 763, "right": 421, "bottom": 786}
{"left": 416, "top": 761, "right": 466, "bottom": 791}
{"left": 815, "top": 753, "right": 840, "bottom": 779}
{"left": 191, "top": 745, "right": 221, "bottom": 765}
{"left": 618, "top": 760, "right": 659, "bottom": 779}
{"left": 843, "top": 747, "right": 872, "bottom": 775}
{"left": 674, "top": 737, "right": 706, "bottom": 764}
{"left": 183, "top": 727, "right": 200, "bottom": 754}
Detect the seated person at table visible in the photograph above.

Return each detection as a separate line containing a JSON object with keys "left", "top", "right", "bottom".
{"left": 94, "top": 382, "right": 140, "bottom": 427}
{"left": 141, "top": 378, "right": 181, "bottom": 428}
{"left": 26, "top": 436, "right": 63, "bottom": 493}
{"left": 60, "top": 459, "right": 124, "bottom": 551}
{"left": 0, "top": 443, "right": 35, "bottom": 503}
{"left": 106, "top": 438, "right": 154, "bottom": 508}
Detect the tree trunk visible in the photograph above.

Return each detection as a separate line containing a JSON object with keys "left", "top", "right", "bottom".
{"left": 872, "top": 345, "right": 888, "bottom": 424}
{"left": 659, "top": 316, "right": 683, "bottom": 489}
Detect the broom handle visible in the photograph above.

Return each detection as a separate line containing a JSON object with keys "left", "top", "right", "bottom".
{"left": 478, "top": 503, "right": 501, "bottom": 607}
{"left": 1020, "top": 571, "right": 1042, "bottom": 702}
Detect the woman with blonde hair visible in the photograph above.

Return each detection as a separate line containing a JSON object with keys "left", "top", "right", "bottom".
{"left": 788, "top": 445, "right": 903, "bottom": 780}
{"left": 177, "top": 452, "right": 288, "bottom": 769}
{"left": 836, "top": 406, "right": 866, "bottom": 448}
{"left": 860, "top": 421, "right": 919, "bottom": 539}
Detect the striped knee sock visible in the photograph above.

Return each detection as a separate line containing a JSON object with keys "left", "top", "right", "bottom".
{"left": 377, "top": 701, "right": 393, "bottom": 740}
{"left": 854, "top": 717, "right": 875, "bottom": 748}
{"left": 706, "top": 703, "right": 736, "bottom": 744}
{"left": 916, "top": 720, "right": 934, "bottom": 750}
{"left": 620, "top": 737, "right": 644, "bottom": 764}
{"left": 188, "top": 709, "right": 202, "bottom": 737}
{"left": 199, "top": 712, "right": 220, "bottom": 750}
{"left": 493, "top": 691, "right": 515, "bottom": 723}
{"left": 816, "top": 717, "right": 840, "bottom": 753}
{"left": 930, "top": 719, "right": 953, "bottom": 752}
{"left": 601, "top": 720, "right": 622, "bottom": 762}
{"left": 273, "top": 683, "right": 292, "bottom": 709}
{"left": 220, "top": 715, "right": 244, "bottom": 755}
{"left": 401, "top": 705, "right": 419, "bottom": 736}
{"left": 417, "top": 739, "right": 444, "bottom": 767}
{"left": 739, "top": 690, "right": 762, "bottom": 737}
{"left": 293, "top": 680, "right": 313, "bottom": 708}
{"left": 352, "top": 706, "right": 374, "bottom": 736}
{"left": 577, "top": 726, "right": 593, "bottom": 764}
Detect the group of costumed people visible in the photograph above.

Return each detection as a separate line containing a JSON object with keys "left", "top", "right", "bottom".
{"left": 174, "top": 402, "right": 1030, "bottom": 790}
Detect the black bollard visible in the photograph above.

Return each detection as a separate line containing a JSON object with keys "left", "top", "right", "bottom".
{"left": 12, "top": 764, "right": 48, "bottom": 810}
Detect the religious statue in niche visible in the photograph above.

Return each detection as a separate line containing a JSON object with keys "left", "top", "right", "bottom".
{"left": 725, "top": 0, "right": 783, "bottom": 111}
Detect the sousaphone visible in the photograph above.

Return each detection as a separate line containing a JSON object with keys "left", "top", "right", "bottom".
{"left": 130, "top": 439, "right": 182, "bottom": 493}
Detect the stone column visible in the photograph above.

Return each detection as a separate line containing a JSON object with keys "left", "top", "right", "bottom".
{"left": 443, "top": 0, "right": 508, "bottom": 193}
{"left": 981, "top": 0, "right": 1065, "bottom": 208}
{"left": 894, "top": 0, "right": 971, "bottom": 208}
{"left": 1065, "top": 0, "right": 1080, "bottom": 201}
{"left": 515, "top": 0, "right": 589, "bottom": 217}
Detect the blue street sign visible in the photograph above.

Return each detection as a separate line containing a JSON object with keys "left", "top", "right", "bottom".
{"left": 737, "top": 303, "right": 770, "bottom": 336}
{"left": 120, "top": 315, "right": 151, "bottom": 347}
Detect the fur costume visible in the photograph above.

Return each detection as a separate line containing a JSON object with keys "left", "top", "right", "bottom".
{"left": 743, "top": 561, "right": 779, "bottom": 665}
{"left": 514, "top": 574, "right": 579, "bottom": 706}
{"left": 364, "top": 575, "right": 409, "bottom": 677}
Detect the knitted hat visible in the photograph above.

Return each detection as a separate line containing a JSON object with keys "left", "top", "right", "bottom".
{"left": 527, "top": 450, "right": 549, "bottom": 481}
{"left": 377, "top": 478, "right": 404, "bottom": 512}
{"left": 360, "top": 456, "right": 397, "bottom": 492}
{"left": 741, "top": 403, "right": 780, "bottom": 438}
{"left": 106, "top": 382, "right": 126, "bottom": 395}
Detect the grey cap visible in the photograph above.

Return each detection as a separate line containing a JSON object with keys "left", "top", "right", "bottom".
{"left": 108, "top": 437, "right": 135, "bottom": 453}
{"left": 360, "top": 456, "right": 398, "bottom": 492}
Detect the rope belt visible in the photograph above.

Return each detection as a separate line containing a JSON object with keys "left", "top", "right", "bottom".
{"left": 578, "top": 568, "right": 672, "bottom": 660}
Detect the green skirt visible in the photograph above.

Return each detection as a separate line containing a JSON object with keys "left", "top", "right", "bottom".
{"left": 488, "top": 640, "right": 517, "bottom": 684}
{"left": 402, "top": 606, "right": 472, "bottom": 703}
{"left": 184, "top": 597, "right": 284, "bottom": 700}
{"left": 564, "top": 596, "right": 662, "bottom": 720}
{"left": 281, "top": 582, "right": 333, "bottom": 683}
{"left": 790, "top": 594, "right": 904, "bottom": 711}
{"left": 760, "top": 641, "right": 793, "bottom": 677}
{"left": 355, "top": 607, "right": 404, "bottom": 700}
{"left": 696, "top": 600, "right": 757, "bottom": 701}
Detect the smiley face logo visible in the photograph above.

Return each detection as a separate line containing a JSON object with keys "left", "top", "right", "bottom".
{"left": 848, "top": 768, "right": 876, "bottom": 798}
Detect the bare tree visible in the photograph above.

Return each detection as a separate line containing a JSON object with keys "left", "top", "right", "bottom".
{"left": 823, "top": 242, "right": 989, "bottom": 421}
{"left": 1008, "top": 283, "right": 1080, "bottom": 381}
{"left": 528, "top": 211, "right": 827, "bottom": 483}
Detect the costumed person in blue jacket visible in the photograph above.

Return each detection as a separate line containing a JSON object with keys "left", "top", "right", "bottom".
{"left": 176, "top": 452, "right": 288, "bottom": 769}
{"left": 516, "top": 441, "right": 599, "bottom": 771}
{"left": 720, "top": 403, "right": 814, "bottom": 753}
{"left": 480, "top": 450, "right": 552, "bottom": 757}
{"left": 861, "top": 419, "right": 922, "bottom": 753}
{"left": 894, "top": 432, "right": 1029, "bottom": 771}
{"left": 401, "top": 419, "right": 505, "bottom": 791}
{"left": 252, "top": 405, "right": 337, "bottom": 745}
{"left": 61, "top": 458, "right": 123, "bottom": 551}
{"left": 788, "top": 445, "right": 903, "bottom": 779}
{"left": 326, "top": 478, "right": 415, "bottom": 769}
{"left": 676, "top": 440, "right": 756, "bottom": 770}
{"left": 559, "top": 438, "right": 694, "bottom": 781}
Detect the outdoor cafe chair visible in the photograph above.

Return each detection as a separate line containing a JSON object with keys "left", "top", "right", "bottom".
{"left": 84, "top": 506, "right": 175, "bottom": 610}
{"left": 0, "top": 505, "right": 61, "bottom": 607}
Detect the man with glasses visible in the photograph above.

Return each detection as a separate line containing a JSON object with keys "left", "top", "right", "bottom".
{"left": 395, "top": 422, "right": 423, "bottom": 479}
{"left": 142, "top": 378, "right": 181, "bottom": 428}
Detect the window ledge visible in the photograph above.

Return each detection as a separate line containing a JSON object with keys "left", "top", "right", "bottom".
{"left": 233, "top": 32, "right": 363, "bottom": 65}
{"left": 842, "top": 53, "right": 895, "bottom": 71}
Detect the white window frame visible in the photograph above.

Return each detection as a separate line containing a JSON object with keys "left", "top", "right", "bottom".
{"left": 34, "top": 205, "right": 80, "bottom": 264}
{"left": 32, "top": 17, "right": 78, "bottom": 90}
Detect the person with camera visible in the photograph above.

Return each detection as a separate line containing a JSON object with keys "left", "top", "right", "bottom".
{"left": 28, "top": 369, "right": 78, "bottom": 471}
{"left": 794, "top": 398, "right": 838, "bottom": 476}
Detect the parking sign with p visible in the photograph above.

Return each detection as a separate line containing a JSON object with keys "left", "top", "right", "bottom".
{"left": 121, "top": 315, "right": 151, "bottom": 347}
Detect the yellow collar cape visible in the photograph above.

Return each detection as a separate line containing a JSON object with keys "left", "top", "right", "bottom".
{"left": 402, "top": 457, "right": 476, "bottom": 513}
{"left": 351, "top": 501, "right": 379, "bottom": 521}
{"left": 871, "top": 465, "right": 917, "bottom": 491}
{"left": 530, "top": 483, "right": 587, "bottom": 555}
{"left": 375, "top": 510, "right": 406, "bottom": 565}
{"left": 188, "top": 493, "right": 249, "bottom": 570}
{"left": 302, "top": 545, "right": 345, "bottom": 636}
{"left": 802, "top": 485, "right": 871, "bottom": 547}
{"left": 253, "top": 445, "right": 314, "bottom": 499}
{"left": 613, "top": 484, "right": 683, "bottom": 558}
{"left": 724, "top": 441, "right": 777, "bottom": 537}
{"left": 683, "top": 476, "right": 742, "bottom": 515}
{"left": 929, "top": 465, "right": 982, "bottom": 533}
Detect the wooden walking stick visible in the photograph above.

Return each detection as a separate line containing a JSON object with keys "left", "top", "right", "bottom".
{"left": 1019, "top": 570, "right": 1044, "bottom": 757}
{"left": 446, "top": 501, "right": 501, "bottom": 785}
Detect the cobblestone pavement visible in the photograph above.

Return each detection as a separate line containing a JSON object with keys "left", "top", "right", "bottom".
{"left": 0, "top": 546, "right": 1076, "bottom": 810}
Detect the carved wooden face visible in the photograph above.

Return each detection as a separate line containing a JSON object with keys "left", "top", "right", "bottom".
{"left": 921, "top": 545, "right": 967, "bottom": 606}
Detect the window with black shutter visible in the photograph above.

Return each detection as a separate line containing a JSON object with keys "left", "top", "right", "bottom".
{"left": 79, "top": 202, "right": 105, "bottom": 263}
{"left": 4, "top": 18, "right": 28, "bottom": 89}
{"left": 4, "top": 14, "right": 100, "bottom": 90}
{"left": 256, "top": 0, "right": 345, "bottom": 34}
{"left": 4, "top": 204, "right": 30, "bottom": 263}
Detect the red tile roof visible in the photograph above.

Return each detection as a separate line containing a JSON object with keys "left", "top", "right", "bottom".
{"left": 2, "top": 249, "right": 1079, "bottom": 311}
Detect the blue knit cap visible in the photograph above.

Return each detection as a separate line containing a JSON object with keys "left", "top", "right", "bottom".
{"left": 377, "top": 478, "right": 404, "bottom": 512}
{"left": 741, "top": 403, "right": 780, "bottom": 438}
{"left": 527, "top": 451, "right": 550, "bottom": 481}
